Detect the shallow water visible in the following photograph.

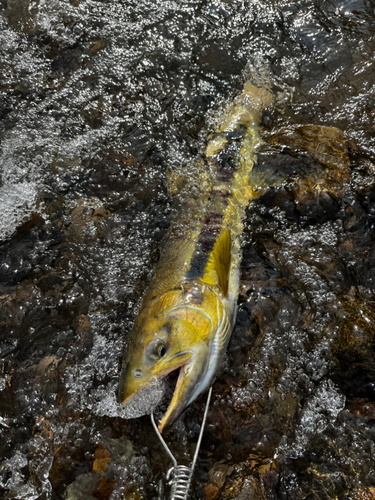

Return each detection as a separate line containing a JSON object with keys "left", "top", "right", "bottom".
{"left": 1, "top": 0, "right": 375, "bottom": 499}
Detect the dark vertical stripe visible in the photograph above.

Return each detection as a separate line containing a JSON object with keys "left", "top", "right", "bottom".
{"left": 184, "top": 120, "right": 247, "bottom": 280}
{"left": 185, "top": 211, "right": 224, "bottom": 280}
{"left": 216, "top": 154, "right": 237, "bottom": 182}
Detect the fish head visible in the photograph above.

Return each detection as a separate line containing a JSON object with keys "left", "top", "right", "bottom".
{"left": 119, "top": 286, "right": 219, "bottom": 432}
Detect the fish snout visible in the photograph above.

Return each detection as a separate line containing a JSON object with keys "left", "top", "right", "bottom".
{"left": 118, "top": 362, "right": 147, "bottom": 404}
{"left": 118, "top": 364, "right": 166, "bottom": 418}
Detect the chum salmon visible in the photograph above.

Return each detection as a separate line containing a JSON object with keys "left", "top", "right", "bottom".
{"left": 119, "top": 76, "right": 277, "bottom": 433}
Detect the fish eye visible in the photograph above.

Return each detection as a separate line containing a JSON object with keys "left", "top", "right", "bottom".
{"left": 158, "top": 344, "right": 167, "bottom": 358}
{"left": 134, "top": 368, "right": 142, "bottom": 378}
{"left": 146, "top": 339, "right": 167, "bottom": 361}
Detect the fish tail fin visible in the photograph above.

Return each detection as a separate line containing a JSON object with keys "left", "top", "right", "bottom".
{"left": 238, "top": 57, "right": 296, "bottom": 200}
{"left": 206, "top": 55, "right": 292, "bottom": 163}
{"left": 243, "top": 55, "right": 293, "bottom": 111}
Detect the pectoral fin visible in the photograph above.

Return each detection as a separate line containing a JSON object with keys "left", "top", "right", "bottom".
{"left": 201, "top": 227, "right": 231, "bottom": 296}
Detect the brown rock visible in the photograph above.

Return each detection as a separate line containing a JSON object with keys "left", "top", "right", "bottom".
{"left": 234, "top": 477, "right": 266, "bottom": 500}
{"left": 348, "top": 399, "right": 375, "bottom": 420}
{"left": 205, "top": 483, "right": 220, "bottom": 500}
{"left": 65, "top": 197, "right": 111, "bottom": 242}
{"left": 91, "top": 41, "right": 104, "bottom": 54}
{"left": 354, "top": 487, "right": 375, "bottom": 500}
{"left": 208, "top": 463, "right": 233, "bottom": 489}
{"left": 96, "top": 477, "right": 115, "bottom": 500}
{"left": 93, "top": 444, "right": 111, "bottom": 472}
{"left": 268, "top": 125, "right": 349, "bottom": 171}
{"left": 36, "top": 356, "right": 59, "bottom": 378}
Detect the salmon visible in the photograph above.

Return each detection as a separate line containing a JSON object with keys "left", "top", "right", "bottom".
{"left": 119, "top": 81, "right": 274, "bottom": 432}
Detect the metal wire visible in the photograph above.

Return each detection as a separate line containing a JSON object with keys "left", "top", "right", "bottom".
{"left": 151, "top": 386, "right": 212, "bottom": 500}
{"left": 167, "top": 465, "right": 193, "bottom": 500}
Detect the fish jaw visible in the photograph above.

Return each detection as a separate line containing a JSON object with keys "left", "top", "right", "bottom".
{"left": 119, "top": 350, "right": 193, "bottom": 412}
{"left": 158, "top": 344, "right": 211, "bottom": 433}
{"left": 119, "top": 346, "right": 208, "bottom": 433}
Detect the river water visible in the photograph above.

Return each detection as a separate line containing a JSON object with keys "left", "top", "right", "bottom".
{"left": 0, "top": 0, "right": 375, "bottom": 499}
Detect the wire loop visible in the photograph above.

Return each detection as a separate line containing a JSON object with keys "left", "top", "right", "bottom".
{"left": 151, "top": 386, "right": 212, "bottom": 500}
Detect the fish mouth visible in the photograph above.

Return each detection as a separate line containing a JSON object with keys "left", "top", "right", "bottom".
{"left": 120, "top": 375, "right": 167, "bottom": 419}
{"left": 152, "top": 365, "right": 185, "bottom": 419}
{"left": 121, "top": 354, "right": 192, "bottom": 426}
{"left": 157, "top": 363, "right": 189, "bottom": 433}
{"left": 121, "top": 361, "right": 185, "bottom": 406}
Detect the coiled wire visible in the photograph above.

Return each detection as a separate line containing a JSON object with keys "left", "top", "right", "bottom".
{"left": 167, "top": 465, "right": 192, "bottom": 500}
{"left": 151, "top": 387, "right": 212, "bottom": 500}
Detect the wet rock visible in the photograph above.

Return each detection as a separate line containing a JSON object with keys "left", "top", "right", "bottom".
{"left": 255, "top": 126, "right": 350, "bottom": 228}
{"left": 52, "top": 149, "right": 168, "bottom": 212}
{"left": 348, "top": 399, "right": 375, "bottom": 420}
{"left": 65, "top": 436, "right": 135, "bottom": 500}
{"left": 0, "top": 282, "right": 39, "bottom": 328}
{"left": 354, "top": 488, "right": 375, "bottom": 500}
{"left": 93, "top": 444, "right": 111, "bottom": 472}
{"left": 64, "top": 197, "right": 111, "bottom": 243}
{"left": 208, "top": 463, "right": 234, "bottom": 489}
{"left": 205, "top": 482, "right": 220, "bottom": 500}
{"left": 6, "top": 0, "right": 40, "bottom": 34}
{"left": 15, "top": 213, "right": 45, "bottom": 236}
{"left": 72, "top": 315, "right": 93, "bottom": 353}
{"left": 268, "top": 125, "right": 349, "bottom": 172}
{"left": 233, "top": 477, "right": 266, "bottom": 500}
{"left": 205, "top": 459, "right": 275, "bottom": 500}
{"left": 65, "top": 473, "right": 102, "bottom": 500}
{"left": 332, "top": 297, "right": 375, "bottom": 395}
{"left": 36, "top": 355, "right": 59, "bottom": 378}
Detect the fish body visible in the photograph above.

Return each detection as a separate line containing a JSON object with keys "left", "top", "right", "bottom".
{"left": 119, "top": 82, "right": 273, "bottom": 432}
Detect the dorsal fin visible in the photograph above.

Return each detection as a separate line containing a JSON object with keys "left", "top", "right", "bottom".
{"left": 200, "top": 227, "right": 231, "bottom": 296}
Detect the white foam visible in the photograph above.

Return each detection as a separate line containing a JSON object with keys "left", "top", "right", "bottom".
{"left": 0, "top": 182, "right": 37, "bottom": 241}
